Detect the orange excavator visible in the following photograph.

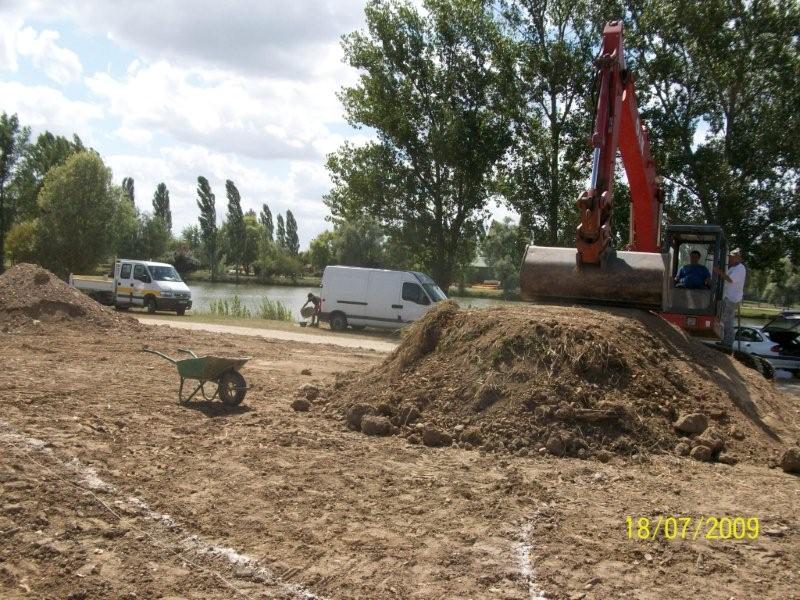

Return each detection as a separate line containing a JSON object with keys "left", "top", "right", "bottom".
{"left": 520, "top": 21, "right": 727, "bottom": 339}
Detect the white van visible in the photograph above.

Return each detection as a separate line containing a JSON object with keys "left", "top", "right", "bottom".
{"left": 70, "top": 259, "right": 193, "bottom": 315}
{"left": 319, "top": 266, "right": 447, "bottom": 330}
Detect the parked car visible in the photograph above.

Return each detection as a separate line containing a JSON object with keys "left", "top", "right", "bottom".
{"left": 319, "top": 266, "right": 447, "bottom": 331}
{"left": 733, "top": 314, "right": 800, "bottom": 373}
{"left": 70, "top": 259, "right": 192, "bottom": 315}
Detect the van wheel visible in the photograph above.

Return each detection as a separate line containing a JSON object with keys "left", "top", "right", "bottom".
{"left": 115, "top": 305, "right": 129, "bottom": 312}
{"left": 350, "top": 325, "right": 366, "bottom": 331}
{"left": 330, "top": 312, "right": 347, "bottom": 331}
{"left": 145, "top": 296, "right": 157, "bottom": 314}
{"left": 176, "top": 307, "right": 186, "bottom": 316}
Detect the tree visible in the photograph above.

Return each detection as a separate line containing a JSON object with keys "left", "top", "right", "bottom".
{"left": 0, "top": 112, "right": 29, "bottom": 273}
{"left": 259, "top": 203, "right": 274, "bottom": 241}
{"left": 225, "top": 179, "right": 246, "bottom": 281}
{"left": 197, "top": 176, "right": 219, "bottom": 281}
{"left": 35, "top": 152, "right": 117, "bottom": 277}
{"left": 11, "top": 131, "right": 85, "bottom": 221}
{"left": 276, "top": 214, "right": 286, "bottom": 249}
{"left": 325, "top": 0, "right": 514, "bottom": 289}
{"left": 242, "top": 212, "right": 261, "bottom": 275}
{"left": 4, "top": 219, "right": 38, "bottom": 265}
{"left": 625, "top": 0, "right": 800, "bottom": 266}
{"left": 122, "top": 177, "right": 135, "bottom": 206}
{"left": 152, "top": 182, "right": 172, "bottom": 232}
{"left": 309, "top": 230, "right": 336, "bottom": 273}
{"left": 180, "top": 224, "right": 202, "bottom": 253}
{"left": 331, "top": 217, "right": 385, "bottom": 268}
{"left": 481, "top": 217, "right": 522, "bottom": 297}
{"left": 285, "top": 210, "right": 300, "bottom": 255}
{"left": 497, "top": 0, "right": 610, "bottom": 247}
{"left": 138, "top": 213, "right": 171, "bottom": 260}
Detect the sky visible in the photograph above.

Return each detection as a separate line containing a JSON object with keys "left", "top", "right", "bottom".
{"left": 0, "top": 0, "right": 380, "bottom": 248}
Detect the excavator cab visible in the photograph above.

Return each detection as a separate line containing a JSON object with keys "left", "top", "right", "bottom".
{"left": 660, "top": 225, "right": 726, "bottom": 337}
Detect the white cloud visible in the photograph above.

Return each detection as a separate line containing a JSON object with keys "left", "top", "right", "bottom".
{"left": 15, "top": 26, "right": 82, "bottom": 84}
{"left": 106, "top": 145, "right": 333, "bottom": 247}
{"left": 0, "top": 80, "right": 102, "bottom": 136}
{"left": 85, "top": 57, "right": 354, "bottom": 161}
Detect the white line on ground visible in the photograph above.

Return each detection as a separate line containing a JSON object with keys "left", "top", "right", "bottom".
{"left": 516, "top": 513, "right": 549, "bottom": 600}
{"left": 0, "top": 421, "right": 326, "bottom": 600}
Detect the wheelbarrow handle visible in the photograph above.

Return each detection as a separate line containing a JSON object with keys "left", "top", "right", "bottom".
{"left": 177, "top": 348, "right": 199, "bottom": 358}
{"left": 142, "top": 348, "right": 178, "bottom": 364}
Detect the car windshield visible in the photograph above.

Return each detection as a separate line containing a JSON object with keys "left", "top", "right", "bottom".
{"left": 150, "top": 266, "right": 182, "bottom": 282}
{"left": 423, "top": 283, "right": 447, "bottom": 302}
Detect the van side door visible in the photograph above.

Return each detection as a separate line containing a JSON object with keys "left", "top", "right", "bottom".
{"left": 116, "top": 262, "right": 134, "bottom": 306}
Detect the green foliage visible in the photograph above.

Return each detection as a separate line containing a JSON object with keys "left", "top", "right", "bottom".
{"left": 4, "top": 219, "right": 38, "bottom": 264}
{"left": 0, "top": 112, "right": 30, "bottom": 273}
{"left": 180, "top": 224, "right": 202, "bottom": 253}
{"left": 196, "top": 176, "right": 219, "bottom": 281}
{"left": 259, "top": 203, "right": 274, "bottom": 241}
{"left": 121, "top": 177, "right": 135, "bottom": 205}
{"left": 169, "top": 242, "right": 200, "bottom": 276}
{"left": 481, "top": 218, "right": 522, "bottom": 297}
{"left": 764, "top": 259, "right": 800, "bottom": 307}
{"left": 309, "top": 230, "right": 335, "bottom": 273}
{"left": 10, "top": 130, "right": 84, "bottom": 222}
{"left": 330, "top": 217, "right": 385, "bottom": 267}
{"left": 241, "top": 213, "right": 261, "bottom": 274}
{"left": 152, "top": 182, "right": 172, "bottom": 232}
{"left": 208, "top": 296, "right": 251, "bottom": 318}
{"left": 285, "top": 210, "right": 300, "bottom": 255}
{"left": 276, "top": 214, "right": 286, "bottom": 249}
{"left": 325, "top": 0, "right": 514, "bottom": 290}
{"left": 256, "top": 298, "right": 293, "bottom": 321}
{"left": 225, "top": 179, "right": 246, "bottom": 277}
{"left": 35, "top": 152, "right": 116, "bottom": 277}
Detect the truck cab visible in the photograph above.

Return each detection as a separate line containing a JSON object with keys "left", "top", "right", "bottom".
{"left": 71, "top": 259, "right": 192, "bottom": 315}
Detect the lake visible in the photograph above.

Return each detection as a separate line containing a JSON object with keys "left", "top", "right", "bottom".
{"left": 186, "top": 281, "right": 511, "bottom": 320}
{"left": 186, "top": 280, "right": 767, "bottom": 325}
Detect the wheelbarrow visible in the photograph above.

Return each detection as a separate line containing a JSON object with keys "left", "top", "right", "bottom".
{"left": 143, "top": 348, "right": 250, "bottom": 405}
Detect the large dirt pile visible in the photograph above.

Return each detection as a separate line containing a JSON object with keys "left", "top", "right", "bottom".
{"left": 324, "top": 301, "right": 797, "bottom": 464}
{"left": 0, "top": 263, "right": 134, "bottom": 329}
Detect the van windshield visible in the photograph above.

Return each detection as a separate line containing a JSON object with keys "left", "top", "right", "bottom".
{"left": 423, "top": 283, "right": 447, "bottom": 302}
{"left": 150, "top": 266, "right": 182, "bottom": 282}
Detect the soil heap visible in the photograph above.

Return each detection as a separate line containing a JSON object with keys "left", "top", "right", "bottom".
{"left": 325, "top": 301, "right": 797, "bottom": 464}
{"left": 0, "top": 263, "right": 134, "bottom": 329}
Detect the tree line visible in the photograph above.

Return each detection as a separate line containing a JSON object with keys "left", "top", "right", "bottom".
{"left": 323, "top": 0, "right": 799, "bottom": 291}
{"left": 0, "top": 114, "right": 305, "bottom": 280}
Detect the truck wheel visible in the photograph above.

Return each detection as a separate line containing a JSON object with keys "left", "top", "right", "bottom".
{"left": 176, "top": 307, "right": 186, "bottom": 316}
{"left": 115, "top": 305, "right": 129, "bottom": 312}
{"left": 145, "top": 296, "right": 157, "bottom": 314}
{"left": 330, "top": 312, "right": 348, "bottom": 331}
{"left": 351, "top": 325, "right": 366, "bottom": 331}
{"left": 219, "top": 370, "right": 247, "bottom": 405}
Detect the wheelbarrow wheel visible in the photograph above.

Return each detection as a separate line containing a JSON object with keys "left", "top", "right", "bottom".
{"left": 219, "top": 370, "right": 247, "bottom": 405}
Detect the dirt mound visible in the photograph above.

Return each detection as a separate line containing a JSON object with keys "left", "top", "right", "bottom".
{"left": 0, "top": 263, "right": 135, "bottom": 329}
{"left": 326, "top": 301, "right": 797, "bottom": 464}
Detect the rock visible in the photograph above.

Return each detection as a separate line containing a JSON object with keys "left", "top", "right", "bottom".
{"left": 690, "top": 445, "right": 713, "bottom": 462}
{"left": 376, "top": 402, "right": 395, "bottom": 417}
{"left": 674, "top": 442, "right": 691, "bottom": 457}
{"left": 695, "top": 427, "right": 725, "bottom": 453}
{"left": 422, "top": 427, "right": 452, "bottom": 447}
{"left": 300, "top": 368, "right": 312, "bottom": 376}
{"left": 395, "top": 404, "right": 421, "bottom": 426}
{"left": 545, "top": 433, "right": 565, "bottom": 457}
{"left": 360, "top": 415, "right": 392, "bottom": 436}
{"left": 595, "top": 449, "right": 613, "bottom": 463}
{"left": 475, "top": 384, "right": 501, "bottom": 411}
{"left": 407, "top": 434, "right": 421, "bottom": 445}
{"left": 554, "top": 404, "right": 575, "bottom": 420}
{"left": 779, "top": 447, "right": 800, "bottom": 474}
{"left": 673, "top": 413, "right": 708, "bottom": 434}
{"left": 717, "top": 452, "right": 738, "bottom": 465}
{"left": 290, "top": 398, "right": 311, "bottom": 412}
{"left": 298, "top": 384, "right": 319, "bottom": 401}
{"left": 454, "top": 424, "right": 465, "bottom": 434}
{"left": 345, "top": 404, "right": 374, "bottom": 431}
{"left": 461, "top": 427, "right": 483, "bottom": 446}
{"left": 728, "top": 425, "right": 746, "bottom": 440}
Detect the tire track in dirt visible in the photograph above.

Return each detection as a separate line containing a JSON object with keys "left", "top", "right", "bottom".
{"left": 0, "top": 420, "right": 327, "bottom": 600}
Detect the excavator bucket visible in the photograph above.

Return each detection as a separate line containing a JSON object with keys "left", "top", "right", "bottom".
{"left": 519, "top": 245, "right": 667, "bottom": 311}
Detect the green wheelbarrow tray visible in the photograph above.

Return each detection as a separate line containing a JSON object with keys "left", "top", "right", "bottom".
{"left": 143, "top": 348, "right": 251, "bottom": 405}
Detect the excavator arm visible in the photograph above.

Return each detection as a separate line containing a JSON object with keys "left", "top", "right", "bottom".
{"left": 577, "top": 21, "right": 663, "bottom": 264}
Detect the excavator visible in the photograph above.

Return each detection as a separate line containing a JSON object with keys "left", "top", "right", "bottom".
{"left": 520, "top": 20, "right": 728, "bottom": 340}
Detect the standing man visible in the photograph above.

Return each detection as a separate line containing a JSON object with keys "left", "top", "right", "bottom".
{"left": 713, "top": 248, "right": 746, "bottom": 349}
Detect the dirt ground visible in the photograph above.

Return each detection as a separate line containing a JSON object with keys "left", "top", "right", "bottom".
{"left": 1, "top": 321, "right": 798, "bottom": 600}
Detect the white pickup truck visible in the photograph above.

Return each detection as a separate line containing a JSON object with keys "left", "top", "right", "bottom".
{"left": 70, "top": 259, "right": 193, "bottom": 315}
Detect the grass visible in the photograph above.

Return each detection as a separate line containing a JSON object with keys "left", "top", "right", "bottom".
{"left": 202, "top": 295, "right": 293, "bottom": 321}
